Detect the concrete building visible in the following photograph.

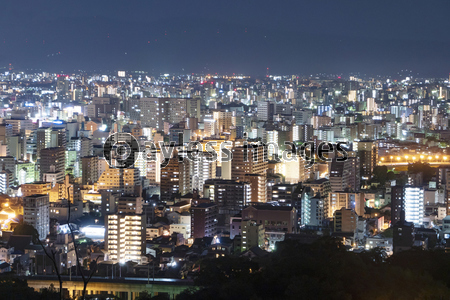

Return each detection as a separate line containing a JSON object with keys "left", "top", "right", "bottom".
{"left": 231, "top": 144, "right": 268, "bottom": 202}
{"left": 393, "top": 220, "right": 414, "bottom": 254}
{"left": 303, "top": 179, "right": 332, "bottom": 217}
{"left": 333, "top": 208, "right": 358, "bottom": 233}
{"left": 329, "top": 158, "right": 352, "bottom": 192}
{"left": 203, "top": 179, "right": 251, "bottom": 227}
{"left": 160, "top": 156, "right": 190, "bottom": 202}
{"left": 242, "top": 205, "right": 297, "bottom": 234}
{"left": 169, "top": 224, "right": 191, "bottom": 239}
{"left": 231, "top": 144, "right": 267, "bottom": 181}
{"left": 81, "top": 156, "right": 99, "bottom": 185}
{"left": 357, "top": 140, "right": 377, "bottom": 181}
{"left": 23, "top": 194, "right": 50, "bottom": 240}
{"left": 21, "top": 181, "right": 52, "bottom": 197}
{"left": 404, "top": 186, "right": 424, "bottom": 226}
{"left": 49, "top": 199, "right": 83, "bottom": 222}
{"left": 241, "top": 219, "right": 265, "bottom": 251}
{"left": 117, "top": 195, "right": 143, "bottom": 214}
{"left": 300, "top": 189, "right": 324, "bottom": 228}
{"left": 271, "top": 183, "right": 298, "bottom": 205}
{"left": 191, "top": 203, "right": 218, "bottom": 239}
{"left": 97, "top": 166, "right": 141, "bottom": 194}
{"left": 329, "top": 192, "right": 362, "bottom": 217}
{"left": 40, "top": 147, "right": 66, "bottom": 183}
{"left": 391, "top": 186, "right": 424, "bottom": 227}
{"left": 106, "top": 214, "right": 146, "bottom": 263}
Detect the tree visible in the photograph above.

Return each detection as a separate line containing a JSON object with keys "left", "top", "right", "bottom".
{"left": 180, "top": 238, "right": 450, "bottom": 300}
{"left": 13, "top": 223, "right": 40, "bottom": 244}
{"left": 137, "top": 291, "right": 170, "bottom": 300}
{"left": 386, "top": 171, "right": 395, "bottom": 181}
{"left": 373, "top": 166, "right": 388, "bottom": 185}
{"left": 0, "top": 276, "right": 57, "bottom": 300}
{"left": 408, "top": 162, "right": 436, "bottom": 183}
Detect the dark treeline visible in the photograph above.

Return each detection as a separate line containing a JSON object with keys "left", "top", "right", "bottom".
{"left": 3, "top": 237, "right": 450, "bottom": 300}
{"left": 178, "top": 238, "right": 450, "bottom": 300}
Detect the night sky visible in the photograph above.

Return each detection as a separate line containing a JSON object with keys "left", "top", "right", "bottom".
{"left": 1, "top": 0, "right": 450, "bottom": 77}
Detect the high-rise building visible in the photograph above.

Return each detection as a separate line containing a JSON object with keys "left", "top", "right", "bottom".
{"left": 300, "top": 190, "right": 324, "bottom": 228}
{"left": 328, "top": 192, "right": 362, "bottom": 217}
{"left": 329, "top": 158, "right": 352, "bottom": 192}
{"left": 0, "top": 156, "right": 16, "bottom": 181}
{"left": 303, "top": 179, "right": 332, "bottom": 217}
{"left": 191, "top": 203, "right": 218, "bottom": 239}
{"left": 49, "top": 129, "right": 67, "bottom": 148}
{"left": 445, "top": 169, "right": 450, "bottom": 216}
{"left": 391, "top": 185, "right": 405, "bottom": 224}
{"left": 0, "top": 123, "right": 12, "bottom": 146}
{"left": 348, "top": 156, "right": 361, "bottom": 191}
{"left": 393, "top": 220, "right": 414, "bottom": 254}
{"left": 100, "top": 191, "right": 119, "bottom": 216}
{"left": 271, "top": 183, "right": 298, "bottom": 205}
{"left": 56, "top": 75, "right": 69, "bottom": 97}
{"left": 68, "top": 137, "right": 93, "bottom": 157}
{"left": 186, "top": 98, "right": 201, "bottom": 119}
{"left": 333, "top": 208, "right": 358, "bottom": 233}
{"left": 257, "top": 101, "right": 276, "bottom": 121}
{"left": 204, "top": 179, "right": 251, "bottom": 218}
{"left": 188, "top": 152, "right": 216, "bottom": 195}
{"left": 391, "top": 186, "right": 424, "bottom": 227}
{"left": 231, "top": 144, "right": 268, "bottom": 202}
{"left": 240, "top": 219, "right": 265, "bottom": 251}
{"left": 242, "top": 205, "right": 297, "bottom": 234}
{"left": 139, "top": 97, "right": 189, "bottom": 130}
{"left": 212, "top": 110, "right": 233, "bottom": 134}
{"left": 21, "top": 181, "right": 52, "bottom": 197}
{"left": 0, "top": 169, "right": 12, "bottom": 194}
{"left": 36, "top": 128, "right": 51, "bottom": 159}
{"left": 81, "top": 156, "right": 99, "bottom": 185}
{"left": 5, "top": 119, "right": 33, "bottom": 135}
{"left": 106, "top": 214, "right": 146, "bottom": 263}
{"left": 23, "top": 194, "right": 50, "bottom": 240}
{"left": 404, "top": 186, "right": 424, "bottom": 226}
{"left": 160, "top": 156, "right": 191, "bottom": 202}
{"left": 40, "top": 147, "right": 66, "bottom": 183}
{"left": 97, "top": 166, "right": 141, "bottom": 194}
{"left": 244, "top": 174, "right": 267, "bottom": 203}
{"left": 292, "top": 110, "right": 313, "bottom": 126}
{"left": 9, "top": 134, "right": 26, "bottom": 160}
{"left": 357, "top": 140, "right": 377, "bottom": 181}
{"left": 117, "top": 195, "right": 143, "bottom": 214}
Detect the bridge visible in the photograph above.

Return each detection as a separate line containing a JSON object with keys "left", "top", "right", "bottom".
{"left": 377, "top": 155, "right": 450, "bottom": 167}
{"left": 22, "top": 275, "right": 195, "bottom": 300}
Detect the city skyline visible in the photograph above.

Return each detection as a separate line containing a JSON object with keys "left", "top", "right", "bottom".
{"left": 2, "top": 1, "right": 450, "bottom": 299}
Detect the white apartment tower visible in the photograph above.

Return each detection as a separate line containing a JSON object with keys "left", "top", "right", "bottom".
{"left": 106, "top": 214, "right": 146, "bottom": 263}
{"left": 23, "top": 194, "right": 50, "bottom": 240}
